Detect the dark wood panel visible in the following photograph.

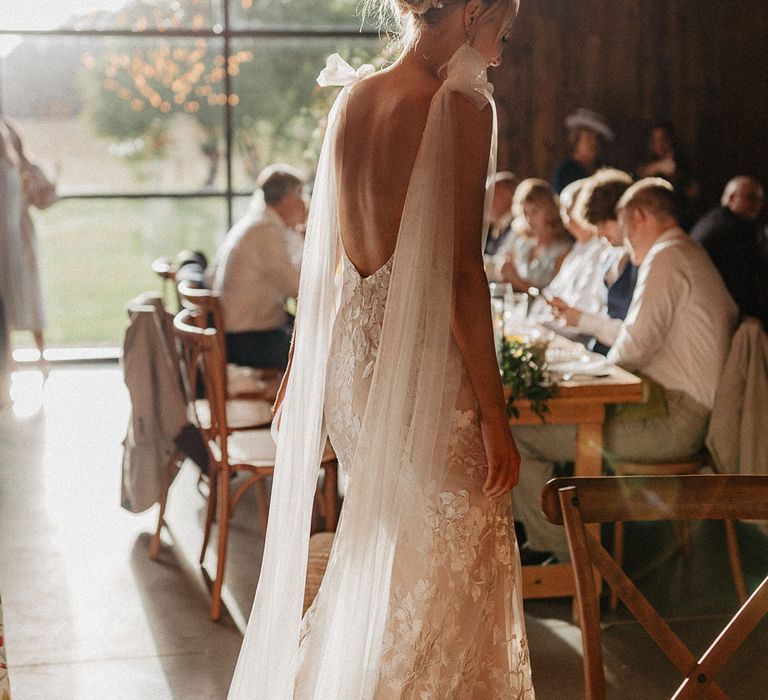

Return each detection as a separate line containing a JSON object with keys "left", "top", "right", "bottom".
{"left": 491, "top": 0, "right": 768, "bottom": 207}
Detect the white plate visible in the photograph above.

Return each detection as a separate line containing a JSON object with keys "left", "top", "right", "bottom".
{"left": 550, "top": 358, "right": 610, "bottom": 376}
{"left": 546, "top": 345, "right": 587, "bottom": 364}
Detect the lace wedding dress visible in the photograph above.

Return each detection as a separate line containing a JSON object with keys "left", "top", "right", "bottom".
{"left": 229, "top": 45, "right": 534, "bottom": 700}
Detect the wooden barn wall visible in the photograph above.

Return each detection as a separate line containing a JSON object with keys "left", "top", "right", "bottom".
{"left": 491, "top": 0, "right": 768, "bottom": 204}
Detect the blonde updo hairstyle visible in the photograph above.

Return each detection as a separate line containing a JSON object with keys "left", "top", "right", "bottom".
{"left": 366, "top": 0, "right": 519, "bottom": 48}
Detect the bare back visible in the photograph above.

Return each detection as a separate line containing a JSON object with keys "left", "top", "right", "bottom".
{"left": 337, "top": 65, "right": 441, "bottom": 278}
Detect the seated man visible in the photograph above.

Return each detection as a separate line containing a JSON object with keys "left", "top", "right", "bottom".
{"left": 691, "top": 176, "right": 768, "bottom": 328}
{"left": 512, "top": 179, "right": 738, "bottom": 561}
{"left": 483, "top": 171, "right": 520, "bottom": 260}
{"left": 208, "top": 164, "right": 306, "bottom": 370}
{"left": 548, "top": 169, "right": 635, "bottom": 354}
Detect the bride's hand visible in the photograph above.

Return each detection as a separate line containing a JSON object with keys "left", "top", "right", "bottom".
{"left": 480, "top": 415, "right": 521, "bottom": 499}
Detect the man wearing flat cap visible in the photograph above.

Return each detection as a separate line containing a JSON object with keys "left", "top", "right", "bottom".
{"left": 552, "top": 108, "right": 614, "bottom": 194}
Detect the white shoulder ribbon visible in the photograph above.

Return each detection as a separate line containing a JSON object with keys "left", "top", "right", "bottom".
{"left": 442, "top": 44, "right": 494, "bottom": 109}
{"left": 317, "top": 53, "right": 375, "bottom": 88}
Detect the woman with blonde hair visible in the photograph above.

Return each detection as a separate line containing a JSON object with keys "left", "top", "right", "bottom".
{"left": 498, "top": 177, "right": 572, "bottom": 293}
{"left": 228, "top": 1, "right": 534, "bottom": 698}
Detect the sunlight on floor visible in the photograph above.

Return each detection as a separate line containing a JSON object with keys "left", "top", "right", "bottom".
{"left": 8, "top": 369, "right": 45, "bottom": 419}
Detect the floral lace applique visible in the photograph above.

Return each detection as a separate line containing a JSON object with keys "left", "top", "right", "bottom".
{"left": 325, "top": 251, "right": 392, "bottom": 470}
{"left": 323, "top": 252, "right": 534, "bottom": 699}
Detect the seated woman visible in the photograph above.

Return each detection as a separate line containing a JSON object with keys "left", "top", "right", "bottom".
{"left": 528, "top": 178, "right": 610, "bottom": 331}
{"left": 494, "top": 178, "right": 572, "bottom": 293}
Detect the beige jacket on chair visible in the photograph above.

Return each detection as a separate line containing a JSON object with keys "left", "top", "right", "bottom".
{"left": 121, "top": 293, "right": 188, "bottom": 513}
{"left": 706, "top": 317, "right": 768, "bottom": 475}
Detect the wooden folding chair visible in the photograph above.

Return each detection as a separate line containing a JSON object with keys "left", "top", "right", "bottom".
{"left": 610, "top": 455, "right": 746, "bottom": 609}
{"left": 174, "top": 310, "right": 337, "bottom": 621}
{"left": 541, "top": 475, "right": 768, "bottom": 700}
{"left": 176, "top": 283, "right": 337, "bottom": 532}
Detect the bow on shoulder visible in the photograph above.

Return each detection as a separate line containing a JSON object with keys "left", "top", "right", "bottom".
{"left": 317, "top": 54, "right": 376, "bottom": 88}
{"left": 442, "top": 44, "right": 494, "bottom": 110}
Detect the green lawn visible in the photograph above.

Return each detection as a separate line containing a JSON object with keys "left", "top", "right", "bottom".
{"left": 13, "top": 197, "right": 227, "bottom": 348}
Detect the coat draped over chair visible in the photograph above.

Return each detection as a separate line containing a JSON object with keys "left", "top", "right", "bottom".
{"left": 706, "top": 317, "right": 768, "bottom": 476}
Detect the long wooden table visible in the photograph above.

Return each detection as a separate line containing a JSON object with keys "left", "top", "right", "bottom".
{"left": 509, "top": 364, "right": 643, "bottom": 599}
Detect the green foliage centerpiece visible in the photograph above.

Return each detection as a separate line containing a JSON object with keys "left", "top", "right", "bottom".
{"left": 500, "top": 336, "right": 556, "bottom": 421}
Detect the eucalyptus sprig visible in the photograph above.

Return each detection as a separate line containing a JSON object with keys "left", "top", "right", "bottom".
{"left": 500, "top": 336, "right": 557, "bottom": 422}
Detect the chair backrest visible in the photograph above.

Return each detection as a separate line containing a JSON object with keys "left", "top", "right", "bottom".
{"left": 541, "top": 475, "right": 768, "bottom": 700}
{"left": 177, "top": 281, "right": 225, "bottom": 337}
{"left": 173, "top": 309, "right": 230, "bottom": 457}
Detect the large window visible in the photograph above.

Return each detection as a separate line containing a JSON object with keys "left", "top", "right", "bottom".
{"left": 0, "top": 0, "right": 383, "bottom": 347}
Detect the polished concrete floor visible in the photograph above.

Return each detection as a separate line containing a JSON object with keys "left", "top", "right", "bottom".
{"left": 0, "top": 364, "right": 766, "bottom": 699}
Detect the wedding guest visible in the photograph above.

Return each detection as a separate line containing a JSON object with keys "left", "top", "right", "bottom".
{"left": 0, "top": 119, "right": 57, "bottom": 364}
{"left": 551, "top": 108, "right": 614, "bottom": 193}
{"left": 494, "top": 178, "right": 572, "bottom": 293}
{"left": 484, "top": 170, "right": 519, "bottom": 258}
{"left": 513, "top": 178, "right": 738, "bottom": 562}
{"left": 635, "top": 121, "right": 700, "bottom": 229}
{"left": 530, "top": 178, "right": 609, "bottom": 327}
{"left": 208, "top": 164, "right": 306, "bottom": 370}
{"left": 548, "top": 169, "right": 635, "bottom": 354}
{"left": 691, "top": 176, "right": 768, "bottom": 328}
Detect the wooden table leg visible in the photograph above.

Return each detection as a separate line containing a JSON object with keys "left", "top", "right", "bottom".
{"left": 574, "top": 419, "right": 605, "bottom": 616}
{"left": 522, "top": 412, "right": 605, "bottom": 600}
{"left": 574, "top": 420, "right": 604, "bottom": 478}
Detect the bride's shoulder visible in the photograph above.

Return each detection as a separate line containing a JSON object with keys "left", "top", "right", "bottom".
{"left": 351, "top": 65, "right": 438, "bottom": 101}
{"left": 347, "top": 67, "right": 438, "bottom": 118}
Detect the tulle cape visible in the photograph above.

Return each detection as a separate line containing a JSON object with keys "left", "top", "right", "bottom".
{"left": 228, "top": 43, "right": 497, "bottom": 699}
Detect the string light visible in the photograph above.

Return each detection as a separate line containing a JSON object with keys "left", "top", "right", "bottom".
{"left": 85, "top": 17, "right": 254, "bottom": 117}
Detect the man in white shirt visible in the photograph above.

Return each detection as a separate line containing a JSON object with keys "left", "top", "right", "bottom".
{"left": 512, "top": 179, "right": 738, "bottom": 561}
{"left": 208, "top": 164, "right": 306, "bottom": 370}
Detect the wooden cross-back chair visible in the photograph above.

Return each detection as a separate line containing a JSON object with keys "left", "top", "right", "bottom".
{"left": 150, "top": 290, "right": 276, "bottom": 563}
{"left": 173, "top": 309, "right": 337, "bottom": 621}
{"left": 174, "top": 309, "right": 272, "bottom": 620}
{"left": 541, "top": 475, "right": 768, "bottom": 700}
{"left": 176, "top": 280, "right": 282, "bottom": 400}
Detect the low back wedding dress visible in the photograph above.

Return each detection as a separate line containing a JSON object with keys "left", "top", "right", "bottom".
{"left": 228, "top": 44, "right": 534, "bottom": 699}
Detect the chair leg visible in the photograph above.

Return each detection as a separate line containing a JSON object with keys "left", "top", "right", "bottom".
{"left": 323, "top": 461, "right": 339, "bottom": 532}
{"left": 257, "top": 478, "right": 269, "bottom": 535}
{"left": 724, "top": 520, "right": 747, "bottom": 604}
{"left": 610, "top": 521, "right": 624, "bottom": 611}
{"left": 211, "top": 466, "right": 231, "bottom": 622}
{"left": 151, "top": 451, "right": 180, "bottom": 560}
{"left": 200, "top": 465, "right": 218, "bottom": 565}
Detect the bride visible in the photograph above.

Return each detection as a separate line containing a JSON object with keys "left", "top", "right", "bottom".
{"left": 229, "top": 1, "right": 534, "bottom": 697}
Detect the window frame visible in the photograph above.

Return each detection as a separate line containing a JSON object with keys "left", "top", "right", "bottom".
{"left": 0, "top": 0, "right": 380, "bottom": 229}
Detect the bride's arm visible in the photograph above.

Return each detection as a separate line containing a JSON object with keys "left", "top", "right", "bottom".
{"left": 450, "top": 94, "right": 520, "bottom": 499}
{"left": 271, "top": 334, "right": 294, "bottom": 429}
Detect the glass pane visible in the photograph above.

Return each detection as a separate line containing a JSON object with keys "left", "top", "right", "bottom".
{"left": 1, "top": 35, "right": 226, "bottom": 194}
{"left": 0, "top": 0, "right": 218, "bottom": 32}
{"left": 230, "top": 0, "right": 377, "bottom": 30}
{"left": 14, "top": 197, "right": 228, "bottom": 348}
{"left": 230, "top": 36, "right": 385, "bottom": 191}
